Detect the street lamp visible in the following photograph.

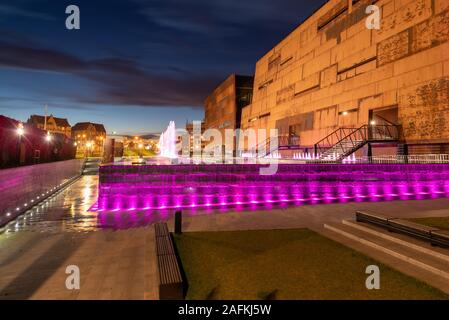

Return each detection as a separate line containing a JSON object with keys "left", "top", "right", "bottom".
{"left": 86, "top": 141, "right": 93, "bottom": 158}
{"left": 138, "top": 143, "right": 143, "bottom": 158}
{"left": 45, "top": 132, "right": 52, "bottom": 142}
{"left": 16, "top": 123, "right": 24, "bottom": 165}
{"left": 100, "top": 136, "right": 105, "bottom": 157}
{"left": 17, "top": 123, "right": 24, "bottom": 136}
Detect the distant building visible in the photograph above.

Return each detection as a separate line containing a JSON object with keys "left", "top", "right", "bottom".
{"left": 205, "top": 75, "right": 254, "bottom": 148}
{"left": 185, "top": 121, "right": 206, "bottom": 155}
{"left": 27, "top": 114, "right": 71, "bottom": 138}
{"left": 1, "top": 115, "right": 75, "bottom": 168}
{"left": 72, "top": 122, "right": 107, "bottom": 157}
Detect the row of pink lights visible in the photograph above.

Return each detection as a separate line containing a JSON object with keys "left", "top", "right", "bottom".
{"left": 94, "top": 164, "right": 449, "bottom": 213}
{"left": 91, "top": 183, "right": 449, "bottom": 212}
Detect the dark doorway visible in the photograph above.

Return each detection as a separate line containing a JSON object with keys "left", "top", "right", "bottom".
{"left": 369, "top": 106, "right": 399, "bottom": 126}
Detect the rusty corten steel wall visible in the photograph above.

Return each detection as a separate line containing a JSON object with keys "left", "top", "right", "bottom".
{"left": 0, "top": 115, "right": 76, "bottom": 168}
{"left": 0, "top": 158, "right": 84, "bottom": 226}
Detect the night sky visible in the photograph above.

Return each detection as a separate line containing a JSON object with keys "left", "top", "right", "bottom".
{"left": 0, "top": 0, "right": 327, "bottom": 134}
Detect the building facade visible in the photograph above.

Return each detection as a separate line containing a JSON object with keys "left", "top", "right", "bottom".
{"left": 205, "top": 74, "right": 254, "bottom": 150}
{"left": 72, "top": 122, "right": 107, "bottom": 157}
{"left": 184, "top": 121, "right": 206, "bottom": 155}
{"left": 27, "top": 115, "right": 71, "bottom": 138}
{"left": 240, "top": 0, "right": 449, "bottom": 155}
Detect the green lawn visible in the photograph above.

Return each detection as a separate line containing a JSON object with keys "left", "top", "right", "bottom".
{"left": 174, "top": 229, "right": 448, "bottom": 300}
{"left": 409, "top": 217, "right": 449, "bottom": 231}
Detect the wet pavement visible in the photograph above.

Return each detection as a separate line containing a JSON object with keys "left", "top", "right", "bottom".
{"left": 1, "top": 172, "right": 449, "bottom": 299}
{"left": 0, "top": 176, "right": 158, "bottom": 299}
{"left": 1, "top": 176, "right": 100, "bottom": 235}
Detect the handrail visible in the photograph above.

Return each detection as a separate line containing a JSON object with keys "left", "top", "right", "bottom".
{"left": 315, "top": 125, "right": 400, "bottom": 159}
{"left": 314, "top": 127, "right": 358, "bottom": 147}
{"left": 314, "top": 127, "right": 359, "bottom": 157}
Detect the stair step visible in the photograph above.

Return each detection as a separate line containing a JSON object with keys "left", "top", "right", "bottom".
{"left": 342, "top": 220, "right": 449, "bottom": 262}
{"left": 324, "top": 222, "right": 449, "bottom": 281}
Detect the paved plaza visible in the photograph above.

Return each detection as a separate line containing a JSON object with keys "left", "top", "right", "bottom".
{"left": 1, "top": 175, "right": 449, "bottom": 299}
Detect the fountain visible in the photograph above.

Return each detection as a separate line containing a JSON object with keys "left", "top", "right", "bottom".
{"left": 158, "top": 121, "right": 177, "bottom": 159}
{"left": 96, "top": 163, "right": 449, "bottom": 213}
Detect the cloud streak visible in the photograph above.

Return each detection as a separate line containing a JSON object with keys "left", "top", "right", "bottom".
{"left": 0, "top": 41, "right": 221, "bottom": 107}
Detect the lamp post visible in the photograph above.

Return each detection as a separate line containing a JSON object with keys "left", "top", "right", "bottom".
{"left": 16, "top": 123, "right": 24, "bottom": 165}
{"left": 86, "top": 141, "right": 93, "bottom": 158}
{"left": 138, "top": 143, "right": 143, "bottom": 158}
{"left": 100, "top": 136, "right": 105, "bottom": 157}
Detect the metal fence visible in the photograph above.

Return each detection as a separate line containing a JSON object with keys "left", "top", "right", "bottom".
{"left": 356, "top": 154, "right": 449, "bottom": 164}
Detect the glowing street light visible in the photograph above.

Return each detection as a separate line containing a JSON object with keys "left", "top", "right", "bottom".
{"left": 85, "top": 141, "right": 93, "bottom": 158}
{"left": 16, "top": 123, "right": 25, "bottom": 165}
{"left": 45, "top": 132, "right": 52, "bottom": 142}
{"left": 17, "top": 123, "right": 24, "bottom": 136}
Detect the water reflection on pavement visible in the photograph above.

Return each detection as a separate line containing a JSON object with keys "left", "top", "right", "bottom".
{"left": 1, "top": 176, "right": 100, "bottom": 234}
{"left": 0, "top": 175, "right": 180, "bottom": 234}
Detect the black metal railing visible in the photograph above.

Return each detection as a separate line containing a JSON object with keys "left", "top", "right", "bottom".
{"left": 314, "top": 127, "right": 358, "bottom": 157}
{"left": 315, "top": 125, "right": 400, "bottom": 159}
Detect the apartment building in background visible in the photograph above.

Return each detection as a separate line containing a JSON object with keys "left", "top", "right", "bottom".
{"left": 27, "top": 114, "right": 71, "bottom": 138}
{"left": 72, "top": 122, "right": 107, "bottom": 157}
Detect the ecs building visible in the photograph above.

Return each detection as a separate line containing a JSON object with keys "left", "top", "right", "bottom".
{"left": 231, "top": 0, "right": 449, "bottom": 157}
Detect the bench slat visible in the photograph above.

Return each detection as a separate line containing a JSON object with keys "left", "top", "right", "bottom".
{"left": 156, "top": 235, "right": 176, "bottom": 256}
{"left": 154, "top": 223, "right": 184, "bottom": 300}
{"left": 356, "top": 211, "right": 390, "bottom": 225}
{"left": 158, "top": 254, "right": 182, "bottom": 284}
{"left": 431, "top": 230, "right": 449, "bottom": 247}
{"left": 155, "top": 223, "right": 170, "bottom": 237}
{"left": 388, "top": 219, "right": 439, "bottom": 237}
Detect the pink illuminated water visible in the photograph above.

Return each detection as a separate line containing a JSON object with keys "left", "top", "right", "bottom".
{"left": 94, "top": 164, "right": 449, "bottom": 219}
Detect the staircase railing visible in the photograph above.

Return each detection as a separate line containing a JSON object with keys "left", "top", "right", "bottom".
{"left": 315, "top": 125, "right": 400, "bottom": 158}
{"left": 313, "top": 127, "right": 358, "bottom": 157}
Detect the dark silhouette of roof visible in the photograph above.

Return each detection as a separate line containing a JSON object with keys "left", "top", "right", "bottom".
{"left": 72, "top": 122, "right": 91, "bottom": 131}
{"left": 93, "top": 123, "right": 106, "bottom": 133}
{"left": 72, "top": 122, "right": 106, "bottom": 133}
{"left": 28, "top": 115, "right": 71, "bottom": 128}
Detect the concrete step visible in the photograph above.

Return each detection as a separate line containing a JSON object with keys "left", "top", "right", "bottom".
{"left": 322, "top": 220, "right": 449, "bottom": 294}
{"left": 342, "top": 220, "right": 449, "bottom": 261}
{"left": 82, "top": 159, "right": 101, "bottom": 176}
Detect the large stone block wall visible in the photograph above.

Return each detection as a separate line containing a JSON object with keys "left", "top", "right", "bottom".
{"left": 204, "top": 75, "right": 237, "bottom": 138}
{"left": 242, "top": 0, "right": 449, "bottom": 148}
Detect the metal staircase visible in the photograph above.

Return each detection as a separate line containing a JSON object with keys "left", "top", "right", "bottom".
{"left": 248, "top": 135, "right": 302, "bottom": 158}
{"left": 314, "top": 125, "right": 400, "bottom": 162}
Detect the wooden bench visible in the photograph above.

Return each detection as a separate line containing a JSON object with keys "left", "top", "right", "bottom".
{"left": 356, "top": 210, "right": 391, "bottom": 226}
{"left": 355, "top": 211, "right": 449, "bottom": 248}
{"left": 430, "top": 230, "right": 449, "bottom": 248}
{"left": 388, "top": 219, "right": 439, "bottom": 240}
{"left": 154, "top": 223, "right": 184, "bottom": 300}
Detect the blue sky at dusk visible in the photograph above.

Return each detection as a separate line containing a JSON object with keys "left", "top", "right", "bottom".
{"left": 0, "top": 0, "right": 326, "bottom": 134}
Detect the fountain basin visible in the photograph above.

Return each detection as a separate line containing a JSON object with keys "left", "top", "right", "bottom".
{"left": 94, "top": 163, "right": 449, "bottom": 212}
